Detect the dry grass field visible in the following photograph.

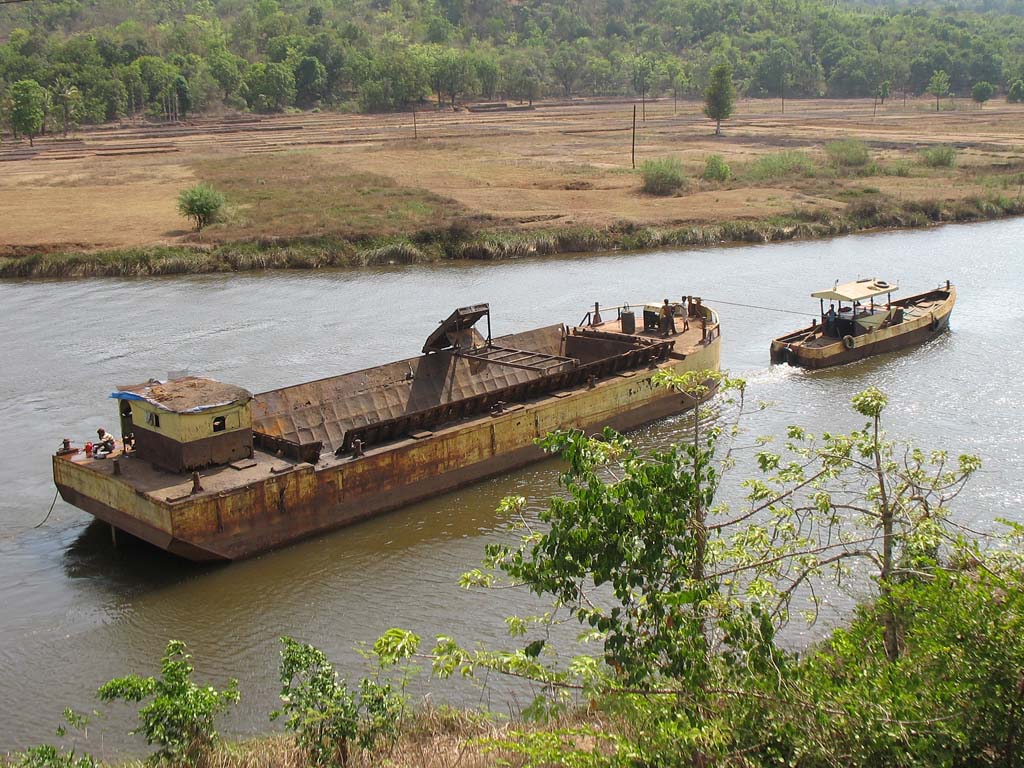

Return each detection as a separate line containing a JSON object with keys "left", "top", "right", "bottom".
{"left": 1, "top": 96, "right": 1022, "bottom": 256}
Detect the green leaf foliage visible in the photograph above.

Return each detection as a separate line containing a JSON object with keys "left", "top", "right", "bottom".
{"left": 702, "top": 154, "right": 731, "bottom": 182}
{"left": 271, "top": 637, "right": 405, "bottom": 767}
{"left": 96, "top": 640, "right": 239, "bottom": 766}
{"left": 176, "top": 184, "right": 225, "bottom": 231}
{"left": 638, "top": 157, "right": 687, "bottom": 196}
{"left": 703, "top": 63, "right": 735, "bottom": 135}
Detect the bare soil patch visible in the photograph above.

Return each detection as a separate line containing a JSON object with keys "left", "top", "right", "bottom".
{"left": 2, "top": 97, "right": 1022, "bottom": 253}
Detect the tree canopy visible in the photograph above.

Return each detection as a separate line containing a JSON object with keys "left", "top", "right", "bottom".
{"left": 704, "top": 63, "right": 736, "bottom": 135}
{"left": 1, "top": 0, "right": 1022, "bottom": 128}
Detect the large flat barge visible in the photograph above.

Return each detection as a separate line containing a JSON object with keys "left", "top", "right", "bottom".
{"left": 54, "top": 301, "right": 720, "bottom": 561}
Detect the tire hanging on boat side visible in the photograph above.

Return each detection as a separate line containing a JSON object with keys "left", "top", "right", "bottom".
{"left": 843, "top": 335, "right": 855, "bottom": 350}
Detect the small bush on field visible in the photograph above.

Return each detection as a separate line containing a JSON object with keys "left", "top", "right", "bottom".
{"left": 920, "top": 145, "right": 957, "bottom": 168}
{"left": 97, "top": 640, "right": 239, "bottom": 766}
{"left": 825, "top": 139, "right": 871, "bottom": 168}
{"left": 747, "top": 151, "right": 816, "bottom": 180}
{"left": 702, "top": 154, "right": 731, "bottom": 181}
{"left": 882, "top": 161, "right": 912, "bottom": 177}
{"left": 177, "top": 184, "right": 225, "bottom": 231}
{"left": 639, "top": 157, "right": 687, "bottom": 195}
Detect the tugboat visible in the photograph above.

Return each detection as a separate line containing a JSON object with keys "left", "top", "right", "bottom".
{"left": 770, "top": 279, "right": 955, "bottom": 369}
{"left": 53, "top": 299, "right": 720, "bottom": 562}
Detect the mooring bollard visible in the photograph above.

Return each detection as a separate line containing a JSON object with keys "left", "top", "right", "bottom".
{"left": 191, "top": 471, "right": 203, "bottom": 494}
{"left": 112, "top": 458, "right": 121, "bottom": 476}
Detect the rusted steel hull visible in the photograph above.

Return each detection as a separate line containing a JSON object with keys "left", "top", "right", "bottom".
{"left": 770, "top": 287, "right": 955, "bottom": 369}
{"left": 54, "top": 336, "right": 720, "bottom": 562}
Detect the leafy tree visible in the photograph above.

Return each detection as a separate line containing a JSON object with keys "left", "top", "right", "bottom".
{"left": 177, "top": 184, "right": 225, "bottom": 231}
{"left": 271, "top": 636, "right": 407, "bottom": 767}
{"left": 551, "top": 43, "right": 582, "bottom": 98}
{"left": 876, "top": 79, "right": 891, "bottom": 104}
{"left": 1009, "top": 79, "right": 1024, "bottom": 103}
{"left": 306, "top": 5, "right": 324, "bottom": 27}
{"left": 96, "top": 640, "right": 239, "bottom": 766}
{"left": 629, "top": 52, "right": 655, "bottom": 102}
{"left": 295, "top": 55, "right": 326, "bottom": 106}
{"left": 207, "top": 49, "right": 244, "bottom": 103}
{"left": 243, "top": 61, "right": 295, "bottom": 111}
{"left": 927, "top": 69, "right": 951, "bottom": 111}
{"left": 704, "top": 62, "right": 735, "bottom": 135}
{"left": 358, "top": 41, "right": 427, "bottom": 112}
{"left": 470, "top": 47, "right": 499, "bottom": 100}
{"left": 50, "top": 77, "right": 80, "bottom": 136}
{"left": 391, "top": 378, "right": 982, "bottom": 765}
{"left": 173, "top": 74, "right": 191, "bottom": 118}
{"left": 10, "top": 78, "right": 46, "bottom": 144}
{"left": 972, "top": 80, "right": 995, "bottom": 108}
{"left": 503, "top": 52, "right": 543, "bottom": 105}
{"left": 427, "top": 47, "right": 475, "bottom": 108}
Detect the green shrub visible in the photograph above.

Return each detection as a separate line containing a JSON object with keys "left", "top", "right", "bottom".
{"left": 1009, "top": 79, "right": 1024, "bottom": 103}
{"left": 919, "top": 144, "right": 957, "bottom": 168}
{"left": 701, "top": 154, "right": 731, "bottom": 181}
{"left": 747, "top": 151, "right": 816, "bottom": 180}
{"left": 825, "top": 138, "right": 871, "bottom": 168}
{"left": 97, "top": 640, "right": 239, "bottom": 766}
{"left": 791, "top": 565, "right": 1024, "bottom": 766}
{"left": 882, "top": 161, "right": 912, "bottom": 177}
{"left": 176, "top": 184, "right": 226, "bottom": 231}
{"left": 271, "top": 636, "right": 406, "bottom": 767}
{"left": 639, "top": 157, "right": 687, "bottom": 195}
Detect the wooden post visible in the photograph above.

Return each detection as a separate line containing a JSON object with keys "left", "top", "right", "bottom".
{"left": 642, "top": 86, "right": 646, "bottom": 122}
{"left": 631, "top": 105, "right": 636, "bottom": 169}
{"left": 413, "top": 108, "right": 418, "bottom": 140}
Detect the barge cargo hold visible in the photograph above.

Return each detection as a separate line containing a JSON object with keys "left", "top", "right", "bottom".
{"left": 53, "top": 301, "right": 721, "bottom": 562}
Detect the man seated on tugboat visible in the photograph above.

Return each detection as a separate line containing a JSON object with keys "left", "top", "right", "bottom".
{"left": 824, "top": 304, "right": 837, "bottom": 336}
{"left": 94, "top": 427, "right": 116, "bottom": 457}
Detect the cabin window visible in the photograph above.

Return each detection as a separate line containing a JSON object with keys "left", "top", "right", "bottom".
{"left": 146, "top": 411, "right": 161, "bottom": 428}
{"left": 212, "top": 416, "right": 226, "bottom": 433}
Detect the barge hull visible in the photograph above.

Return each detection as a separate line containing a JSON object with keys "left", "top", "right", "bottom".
{"left": 54, "top": 340, "right": 719, "bottom": 562}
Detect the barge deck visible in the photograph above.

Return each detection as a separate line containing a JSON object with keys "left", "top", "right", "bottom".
{"left": 54, "top": 301, "right": 721, "bottom": 561}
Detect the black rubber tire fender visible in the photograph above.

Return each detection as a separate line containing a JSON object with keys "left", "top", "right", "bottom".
{"left": 930, "top": 312, "right": 941, "bottom": 331}
{"left": 843, "top": 335, "right": 855, "bottom": 350}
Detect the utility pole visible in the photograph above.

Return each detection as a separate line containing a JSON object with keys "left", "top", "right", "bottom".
{"left": 412, "top": 107, "right": 418, "bottom": 140}
{"left": 631, "top": 105, "right": 636, "bottom": 169}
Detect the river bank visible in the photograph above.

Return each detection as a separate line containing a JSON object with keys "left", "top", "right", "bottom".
{"left": 3, "top": 192, "right": 1022, "bottom": 278}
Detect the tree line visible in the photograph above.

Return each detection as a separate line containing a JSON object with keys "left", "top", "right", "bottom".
{"left": 2, "top": 0, "right": 1024, "bottom": 137}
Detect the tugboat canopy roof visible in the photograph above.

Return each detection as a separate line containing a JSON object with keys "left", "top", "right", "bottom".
{"left": 812, "top": 279, "right": 898, "bottom": 303}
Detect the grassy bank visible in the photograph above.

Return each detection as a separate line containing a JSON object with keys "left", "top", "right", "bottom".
{"left": 3, "top": 193, "right": 1022, "bottom": 279}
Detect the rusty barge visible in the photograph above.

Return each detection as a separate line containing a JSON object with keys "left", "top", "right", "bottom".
{"left": 53, "top": 301, "right": 720, "bottom": 562}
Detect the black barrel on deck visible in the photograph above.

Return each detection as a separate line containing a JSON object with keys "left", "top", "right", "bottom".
{"left": 620, "top": 310, "right": 636, "bottom": 334}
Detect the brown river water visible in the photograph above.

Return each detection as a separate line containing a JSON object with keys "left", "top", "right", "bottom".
{"left": 1, "top": 219, "right": 1022, "bottom": 755}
